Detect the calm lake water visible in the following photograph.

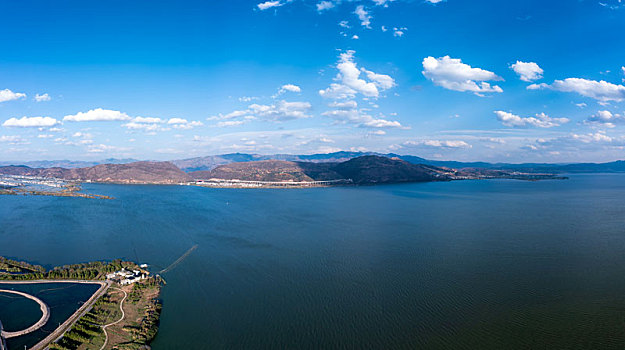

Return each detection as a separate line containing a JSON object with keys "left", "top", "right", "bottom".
{"left": 2, "top": 174, "right": 625, "bottom": 349}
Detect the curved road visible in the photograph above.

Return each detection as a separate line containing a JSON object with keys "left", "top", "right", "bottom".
{"left": 0, "top": 289, "right": 50, "bottom": 338}
{"left": 99, "top": 287, "right": 127, "bottom": 350}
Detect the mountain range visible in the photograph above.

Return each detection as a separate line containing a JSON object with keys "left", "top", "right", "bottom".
{"left": 3, "top": 152, "right": 625, "bottom": 174}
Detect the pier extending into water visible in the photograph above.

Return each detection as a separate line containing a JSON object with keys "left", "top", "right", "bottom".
{"left": 0, "top": 289, "right": 50, "bottom": 338}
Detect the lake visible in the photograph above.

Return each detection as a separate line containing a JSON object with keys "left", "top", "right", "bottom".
{"left": 2, "top": 174, "right": 625, "bottom": 349}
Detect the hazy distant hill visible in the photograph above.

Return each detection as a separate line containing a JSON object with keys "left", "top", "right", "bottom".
{"left": 191, "top": 156, "right": 453, "bottom": 184}
{"left": 172, "top": 152, "right": 378, "bottom": 172}
{"left": 0, "top": 158, "right": 138, "bottom": 169}
{"left": 0, "top": 161, "right": 190, "bottom": 184}
{"left": 176, "top": 152, "right": 625, "bottom": 174}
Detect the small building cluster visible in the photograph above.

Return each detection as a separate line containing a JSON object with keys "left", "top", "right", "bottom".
{"left": 106, "top": 267, "right": 149, "bottom": 285}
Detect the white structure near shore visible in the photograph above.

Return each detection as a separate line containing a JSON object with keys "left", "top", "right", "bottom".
{"left": 106, "top": 268, "right": 148, "bottom": 285}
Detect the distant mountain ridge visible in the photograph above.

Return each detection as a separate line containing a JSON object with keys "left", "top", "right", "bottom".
{"left": 175, "top": 152, "right": 625, "bottom": 174}
{"left": 3, "top": 152, "right": 625, "bottom": 175}
{"left": 190, "top": 156, "right": 453, "bottom": 184}
{"left": 0, "top": 161, "right": 190, "bottom": 184}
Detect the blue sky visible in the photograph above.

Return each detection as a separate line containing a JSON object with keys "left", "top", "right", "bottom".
{"left": 1, "top": 0, "right": 624, "bottom": 162}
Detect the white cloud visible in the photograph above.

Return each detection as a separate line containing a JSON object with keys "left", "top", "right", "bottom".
{"left": 132, "top": 116, "right": 165, "bottom": 124}
{"left": 87, "top": 144, "right": 125, "bottom": 153}
{"left": 528, "top": 78, "right": 625, "bottom": 102}
{"left": 422, "top": 56, "right": 503, "bottom": 95}
{"left": 123, "top": 121, "right": 166, "bottom": 131}
{"left": 249, "top": 100, "right": 312, "bottom": 121}
{"left": 584, "top": 110, "right": 625, "bottom": 128}
{"left": 167, "top": 118, "right": 204, "bottom": 129}
{"left": 354, "top": 5, "right": 371, "bottom": 28}
{"left": 320, "top": 50, "right": 394, "bottom": 99}
{"left": 339, "top": 20, "right": 350, "bottom": 28}
{"left": 0, "top": 89, "right": 26, "bottom": 103}
{"left": 122, "top": 117, "right": 169, "bottom": 131}
{"left": 279, "top": 84, "right": 301, "bottom": 94}
{"left": 257, "top": 1, "right": 282, "bottom": 10}
{"left": 352, "top": 34, "right": 359, "bottom": 40}
{"left": 328, "top": 100, "right": 358, "bottom": 109}
{"left": 363, "top": 69, "right": 395, "bottom": 89}
{"left": 215, "top": 120, "right": 247, "bottom": 128}
{"left": 373, "top": 0, "right": 395, "bottom": 6}
{"left": 317, "top": 1, "right": 335, "bottom": 11}
{"left": 72, "top": 132, "right": 93, "bottom": 139}
{"left": 510, "top": 61, "right": 543, "bottom": 82}
{"left": 494, "top": 111, "right": 569, "bottom": 128}
{"left": 238, "top": 96, "right": 258, "bottom": 102}
{"left": 322, "top": 108, "right": 404, "bottom": 129}
{"left": 3, "top": 116, "right": 60, "bottom": 128}
{"left": 34, "top": 93, "right": 51, "bottom": 102}
{"left": 209, "top": 110, "right": 252, "bottom": 120}
{"left": 64, "top": 108, "right": 131, "bottom": 122}
{"left": 572, "top": 132, "right": 613, "bottom": 143}
{"left": 403, "top": 140, "right": 471, "bottom": 148}
{"left": 0, "top": 135, "right": 28, "bottom": 144}
{"left": 393, "top": 27, "right": 406, "bottom": 37}
{"left": 426, "top": 0, "right": 444, "bottom": 3}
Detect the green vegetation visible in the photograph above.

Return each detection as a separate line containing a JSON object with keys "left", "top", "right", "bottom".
{"left": 48, "top": 292, "right": 121, "bottom": 350}
{"left": 123, "top": 299, "right": 162, "bottom": 344}
{"left": 0, "top": 257, "right": 137, "bottom": 280}
{"left": 0, "top": 256, "right": 45, "bottom": 274}
{"left": 127, "top": 275, "right": 163, "bottom": 303}
{"left": 48, "top": 277, "right": 163, "bottom": 350}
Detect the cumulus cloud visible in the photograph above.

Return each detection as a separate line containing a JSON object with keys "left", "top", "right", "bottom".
{"left": 257, "top": 1, "right": 283, "bottom": 10}
{"left": 322, "top": 108, "right": 404, "bottom": 129}
{"left": 3, "top": 116, "right": 60, "bottom": 128}
{"left": 354, "top": 5, "right": 371, "bottom": 28}
{"left": 249, "top": 100, "right": 312, "bottom": 121}
{"left": 572, "top": 132, "right": 613, "bottom": 143}
{"left": 277, "top": 84, "right": 301, "bottom": 96}
{"left": 317, "top": 1, "right": 336, "bottom": 11}
{"left": 494, "top": 111, "right": 569, "bottom": 128}
{"left": 320, "top": 50, "right": 395, "bottom": 99}
{"left": 34, "top": 93, "right": 51, "bottom": 102}
{"left": 528, "top": 78, "right": 625, "bottom": 102}
{"left": 167, "top": 118, "right": 204, "bottom": 129}
{"left": 0, "top": 89, "right": 26, "bottom": 103}
{"left": 425, "top": 0, "right": 444, "bottom": 3}
{"left": 510, "top": 61, "right": 543, "bottom": 82}
{"left": 422, "top": 56, "right": 503, "bottom": 95}
{"left": 584, "top": 110, "right": 625, "bottom": 128}
{"left": 64, "top": 108, "right": 131, "bottom": 122}
{"left": 393, "top": 27, "right": 407, "bottom": 37}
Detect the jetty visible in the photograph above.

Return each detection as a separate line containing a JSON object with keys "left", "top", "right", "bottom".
{"left": 0, "top": 289, "right": 50, "bottom": 338}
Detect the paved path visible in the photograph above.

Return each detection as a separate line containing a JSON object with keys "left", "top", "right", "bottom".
{"left": 99, "top": 287, "right": 127, "bottom": 350}
{"left": 0, "top": 289, "right": 50, "bottom": 338}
